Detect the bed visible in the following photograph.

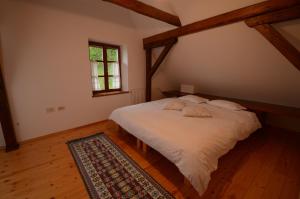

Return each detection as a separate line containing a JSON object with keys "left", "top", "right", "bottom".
{"left": 109, "top": 97, "right": 261, "bottom": 195}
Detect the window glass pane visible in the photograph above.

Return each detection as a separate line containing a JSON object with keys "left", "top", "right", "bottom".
{"left": 108, "top": 62, "right": 119, "bottom": 76}
{"left": 91, "top": 61, "right": 98, "bottom": 77}
{"left": 106, "top": 48, "right": 118, "bottom": 62}
{"left": 89, "top": 46, "right": 103, "bottom": 61}
{"left": 98, "top": 77, "right": 105, "bottom": 90}
{"left": 92, "top": 76, "right": 105, "bottom": 91}
{"left": 91, "top": 61, "right": 104, "bottom": 76}
{"left": 91, "top": 61, "right": 104, "bottom": 92}
{"left": 97, "top": 62, "right": 104, "bottom": 76}
{"left": 109, "top": 77, "right": 120, "bottom": 89}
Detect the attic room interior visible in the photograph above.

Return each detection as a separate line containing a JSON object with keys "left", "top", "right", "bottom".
{"left": 0, "top": 0, "right": 300, "bottom": 198}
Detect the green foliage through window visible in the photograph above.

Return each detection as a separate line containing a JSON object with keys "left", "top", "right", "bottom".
{"left": 107, "top": 48, "right": 118, "bottom": 61}
{"left": 97, "top": 62, "right": 104, "bottom": 76}
{"left": 89, "top": 47, "right": 103, "bottom": 61}
{"left": 108, "top": 63, "right": 119, "bottom": 76}
{"left": 98, "top": 77, "right": 105, "bottom": 90}
{"left": 89, "top": 42, "right": 121, "bottom": 93}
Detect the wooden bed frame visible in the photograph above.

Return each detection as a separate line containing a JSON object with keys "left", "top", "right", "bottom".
{"left": 117, "top": 125, "right": 149, "bottom": 153}
{"left": 163, "top": 91, "right": 300, "bottom": 124}
{"left": 136, "top": 138, "right": 148, "bottom": 153}
{"left": 116, "top": 89, "right": 300, "bottom": 193}
{"left": 118, "top": 124, "right": 192, "bottom": 190}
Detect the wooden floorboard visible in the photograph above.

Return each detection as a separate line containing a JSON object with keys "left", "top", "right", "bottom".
{"left": 0, "top": 120, "right": 299, "bottom": 199}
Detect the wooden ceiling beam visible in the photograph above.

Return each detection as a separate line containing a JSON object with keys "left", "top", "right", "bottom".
{"left": 102, "top": 0, "right": 181, "bottom": 26}
{"left": 144, "top": 38, "right": 177, "bottom": 49}
{"left": 245, "top": 5, "right": 300, "bottom": 27}
{"left": 143, "top": 0, "right": 300, "bottom": 47}
{"left": 149, "top": 39, "right": 177, "bottom": 78}
{"left": 145, "top": 39, "right": 177, "bottom": 101}
{"left": 254, "top": 24, "right": 300, "bottom": 71}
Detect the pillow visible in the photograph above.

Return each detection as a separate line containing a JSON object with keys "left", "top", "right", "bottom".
{"left": 163, "top": 100, "right": 185, "bottom": 111}
{"left": 178, "top": 95, "right": 209, "bottom": 104}
{"left": 182, "top": 106, "right": 212, "bottom": 118}
{"left": 208, "top": 100, "right": 246, "bottom": 111}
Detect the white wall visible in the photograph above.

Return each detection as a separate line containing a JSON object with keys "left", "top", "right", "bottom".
{"left": 132, "top": 0, "right": 300, "bottom": 107}
{"left": 131, "top": 0, "right": 300, "bottom": 131}
{"left": 150, "top": 47, "right": 177, "bottom": 100}
{"left": 165, "top": 0, "right": 300, "bottom": 107}
{"left": 0, "top": 0, "right": 145, "bottom": 141}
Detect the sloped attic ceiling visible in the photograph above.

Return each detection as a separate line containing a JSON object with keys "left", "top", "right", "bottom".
{"left": 131, "top": 0, "right": 300, "bottom": 107}
{"left": 13, "top": 0, "right": 136, "bottom": 28}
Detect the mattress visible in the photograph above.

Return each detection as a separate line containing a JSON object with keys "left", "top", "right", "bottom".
{"left": 109, "top": 98, "right": 261, "bottom": 195}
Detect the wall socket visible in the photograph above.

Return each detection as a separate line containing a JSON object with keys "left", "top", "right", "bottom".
{"left": 57, "top": 106, "right": 65, "bottom": 111}
{"left": 46, "top": 107, "right": 55, "bottom": 113}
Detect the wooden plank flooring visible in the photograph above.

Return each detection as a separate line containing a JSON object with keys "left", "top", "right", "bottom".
{"left": 0, "top": 120, "right": 299, "bottom": 199}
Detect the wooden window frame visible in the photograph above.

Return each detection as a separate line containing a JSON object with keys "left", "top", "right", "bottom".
{"left": 89, "top": 41, "right": 122, "bottom": 95}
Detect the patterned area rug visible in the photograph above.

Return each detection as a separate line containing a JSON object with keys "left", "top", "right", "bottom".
{"left": 67, "top": 133, "right": 175, "bottom": 199}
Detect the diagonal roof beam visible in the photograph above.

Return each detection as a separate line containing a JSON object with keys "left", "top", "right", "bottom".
{"left": 102, "top": 0, "right": 181, "bottom": 26}
{"left": 143, "top": 0, "right": 300, "bottom": 47}
{"left": 244, "top": 5, "right": 300, "bottom": 71}
{"left": 253, "top": 24, "right": 300, "bottom": 71}
{"left": 245, "top": 5, "right": 300, "bottom": 27}
{"left": 149, "top": 39, "right": 177, "bottom": 78}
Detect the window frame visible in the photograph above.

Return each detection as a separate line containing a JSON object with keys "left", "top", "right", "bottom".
{"left": 89, "top": 41, "right": 122, "bottom": 95}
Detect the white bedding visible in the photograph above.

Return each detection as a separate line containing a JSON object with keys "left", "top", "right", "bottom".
{"left": 109, "top": 98, "right": 261, "bottom": 195}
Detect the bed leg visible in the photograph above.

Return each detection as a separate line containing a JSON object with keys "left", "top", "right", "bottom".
{"left": 184, "top": 177, "right": 190, "bottom": 187}
{"left": 183, "top": 177, "right": 191, "bottom": 195}
{"left": 142, "top": 142, "right": 148, "bottom": 154}
{"left": 117, "top": 125, "right": 122, "bottom": 134}
{"left": 136, "top": 139, "right": 142, "bottom": 149}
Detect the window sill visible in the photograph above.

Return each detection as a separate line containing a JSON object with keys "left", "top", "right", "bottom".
{"left": 92, "top": 91, "right": 129, "bottom": 98}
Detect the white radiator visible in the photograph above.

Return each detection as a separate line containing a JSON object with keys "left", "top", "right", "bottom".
{"left": 130, "top": 88, "right": 145, "bottom": 105}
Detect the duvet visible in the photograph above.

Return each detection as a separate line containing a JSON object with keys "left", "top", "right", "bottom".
{"left": 110, "top": 98, "right": 261, "bottom": 195}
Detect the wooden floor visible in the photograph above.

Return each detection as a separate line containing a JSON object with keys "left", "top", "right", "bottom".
{"left": 0, "top": 120, "right": 299, "bottom": 199}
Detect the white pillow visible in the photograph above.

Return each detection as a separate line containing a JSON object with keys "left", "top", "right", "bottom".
{"left": 163, "top": 100, "right": 185, "bottom": 111}
{"left": 208, "top": 100, "right": 246, "bottom": 111}
{"left": 178, "top": 95, "right": 209, "bottom": 104}
{"left": 182, "top": 106, "right": 212, "bottom": 118}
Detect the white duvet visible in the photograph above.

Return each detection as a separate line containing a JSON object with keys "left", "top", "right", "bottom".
{"left": 109, "top": 98, "right": 261, "bottom": 195}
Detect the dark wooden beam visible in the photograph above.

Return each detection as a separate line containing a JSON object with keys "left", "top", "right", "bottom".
{"left": 0, "top": 65, "right": 19, "bottom": 152}
{"left": 143, "top": 0, "right": 300, "bottom": 47}
{"left": 245, "top": 5, "right": 300, "bottom": 27}
{"left": 149, "top": 40, "right": 177, "bottom": 77}
{"left": 145, "top": 49, "right": 152, "bottom": 102}
{"left": 254, "top": 24, "right": 300, "bottom": 71}
{"left": 102, "top": 0, "right": 181, "bottom": 26}
{"left": 145, "top": 39, "right": 177, "bottom": 101}
{"left": 144, "top": 38, "right": 178, "bottom": 49}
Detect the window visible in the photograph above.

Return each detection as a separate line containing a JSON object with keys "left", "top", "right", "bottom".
{"left": 89, "top": 41, "right": 121, "bottom": 94}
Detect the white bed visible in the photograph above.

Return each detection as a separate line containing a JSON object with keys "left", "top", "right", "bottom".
{"left": 109, "top": 98, "right": 261, "bottom": 195}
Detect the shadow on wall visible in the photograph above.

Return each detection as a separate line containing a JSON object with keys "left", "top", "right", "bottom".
{"left": 152, "top": 87, "right": 165, "bottom": 100}
{"left": 275, "top": 19, "right": 300, "bottom": 50}
{"left": 16, "top": 0, "right": 135, "bottom": 28}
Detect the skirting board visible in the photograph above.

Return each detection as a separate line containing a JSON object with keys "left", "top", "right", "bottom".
{"left": 19, "top": 120, "right": 109, "bottom": 145}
